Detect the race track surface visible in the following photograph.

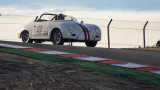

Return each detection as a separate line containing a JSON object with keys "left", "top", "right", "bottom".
{"left": 0, "top": 40, "right": 160, "bottom": 67}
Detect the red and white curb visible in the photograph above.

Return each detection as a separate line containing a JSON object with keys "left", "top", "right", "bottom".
{"left": 0, "top": 43, "right": 160, "bottom": 75}
{"left": 36, "top": 51, "right": 71, "bottom": 55}
{"left": 112, "top": 62, "right": 149, "bottom": 68}
{"left": 74, "top": 57, "right": 110, "bottom": 61}
{"left": 0, "top": 43, "right": 31, "bottom": 49}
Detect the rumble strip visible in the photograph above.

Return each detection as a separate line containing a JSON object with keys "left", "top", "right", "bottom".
{"left": 0, "top": 43, "right": 160, "bottom": 75}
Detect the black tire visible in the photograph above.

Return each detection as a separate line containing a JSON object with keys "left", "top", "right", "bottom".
{"left": 156, "top": 41, "right": 160, "bottom": 47}
{"left": 85, "top": 41, "right": 97, "bottom": 47}
{"left": 51, "top": 29, "right": 64, "bottom": 45}
{"left": 21, "top": 31, "right": 33, "bottom": 43}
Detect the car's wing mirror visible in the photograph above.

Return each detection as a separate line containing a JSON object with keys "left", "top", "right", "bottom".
{"left": 80, "top": 21, "right": 83, "bottom": 24}
{"left": 34, "top": 16, "right": 38, "bottom": 22}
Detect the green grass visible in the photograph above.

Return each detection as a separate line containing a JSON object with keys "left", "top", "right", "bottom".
{"left": 0, "top": 47, "right": 160, "bottom": 85}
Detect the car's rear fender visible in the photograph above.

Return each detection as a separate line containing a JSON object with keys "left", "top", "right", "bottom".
{"left": 50, "top": 21, "right": 83, "bottom": 40}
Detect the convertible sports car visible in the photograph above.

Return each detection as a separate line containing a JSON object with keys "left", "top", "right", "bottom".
{"left": 18, "top": 13, "right": 101, "bottom": 47}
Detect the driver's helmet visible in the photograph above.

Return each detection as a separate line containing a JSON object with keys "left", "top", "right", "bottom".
{"left": 58, "top": 14, "right": 64, "bottom": 20}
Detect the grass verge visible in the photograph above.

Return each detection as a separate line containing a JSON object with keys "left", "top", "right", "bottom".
{"left": 0, "top": 47, "right": 160, "bottom": 85}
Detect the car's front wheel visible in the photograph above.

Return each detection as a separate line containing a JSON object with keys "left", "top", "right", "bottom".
{"left": 21, "top": 31, "right": 33, "bottom": 43}
{"left": 51, "top": 29, "right": 64, "bottom": 45}
{"left": 85, "top": 41, "right": 97, "bottom": 47}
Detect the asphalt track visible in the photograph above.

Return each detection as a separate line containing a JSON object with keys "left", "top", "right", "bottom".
{"left": 0, "top": 40, "right": 160, "bottom": 67}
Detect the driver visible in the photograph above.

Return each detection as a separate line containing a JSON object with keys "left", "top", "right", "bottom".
{"left": 58, "top": 14, "right": 64, "bottom": 20}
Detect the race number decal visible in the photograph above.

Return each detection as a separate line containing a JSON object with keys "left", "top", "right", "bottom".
{"left": 37, "top": 25, "right": 43, "bottom": 33}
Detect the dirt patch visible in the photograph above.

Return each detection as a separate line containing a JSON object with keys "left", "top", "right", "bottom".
{"left": 0, "top": 52, "right": 160, "bottom": 90}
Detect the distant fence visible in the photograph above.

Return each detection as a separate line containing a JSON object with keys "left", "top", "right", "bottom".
{"left": 78, "top": 18, "right": 160, "bottom": 48}
{"left": 0, "top": 15, "right": 160, "bottom": 48}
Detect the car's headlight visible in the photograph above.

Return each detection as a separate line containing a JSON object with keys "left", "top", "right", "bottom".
{"left": 68, "top": 26, "right": 74, "bottom": 33}
{"left": 95, "top": 27, "right": 101, "bottom": 35}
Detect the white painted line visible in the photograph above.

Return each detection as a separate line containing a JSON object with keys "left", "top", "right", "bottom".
{"left": 36, "top": 51, "right": 71, "bottom": 55}
{"left": 0, "top": 43, "right": 31, "bottom": 49}
{"left": 150, "top": 70, "right": 160, "bottom": 74}
{"left": 112, "top": 62, "right": 149, "bottom": 68}
{"left": 74, "top": 56, "right": 111, "bottom": 61}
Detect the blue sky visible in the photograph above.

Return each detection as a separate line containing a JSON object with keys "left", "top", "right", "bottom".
{"left": 1, "top": 0, "right": 160, "bottom": 22}
{"left": 1, "top": 0, "right": 160, "bottom": 11}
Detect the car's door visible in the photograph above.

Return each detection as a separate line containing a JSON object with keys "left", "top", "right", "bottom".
{"left": 32, "top": 21, "right": 49, "bottom": 39}
{"left": 32, "top": 14, "right": 56, "bottom": 39}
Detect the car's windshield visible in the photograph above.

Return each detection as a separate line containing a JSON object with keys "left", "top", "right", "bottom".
{"left": 72, "top": 17, "right": 79, "bottom": 23}
{"left": 38, "top": 14, "right": 79, "bottom": 23}
{"left": 62, "top": 15, "right": 79, "bottom": 23}
{"left": 40, "top": 14, "right": 56, "bottom": 21}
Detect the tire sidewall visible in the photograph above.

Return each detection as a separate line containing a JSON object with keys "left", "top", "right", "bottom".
{"left": 22, "top": 31, "right": 29, "bottom": 43}
{"left": 21, "top": 31, "right": 33, "bottom": 43}
{"left": 51, "top": 29, "right": 64, "bottom": 45}
{"left": 85, "top": 41, "right": 97, "bottom": 47}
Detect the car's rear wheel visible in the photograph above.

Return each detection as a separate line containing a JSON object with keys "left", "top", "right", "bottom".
{"left": 85, "top": 41, "right": 97, "bottom": 47}
{"left": 21, "top": 31, "right": 33, "bottom": 43}
{"left": 51, "top": 29, "right": 64, "bottom": 45}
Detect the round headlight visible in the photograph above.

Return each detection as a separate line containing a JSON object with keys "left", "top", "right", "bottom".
{"left": 95, "top": 27, "right": 101, "bottom": 35}
{"left": 68, "top": 26, "right": 74, "bottom": 33}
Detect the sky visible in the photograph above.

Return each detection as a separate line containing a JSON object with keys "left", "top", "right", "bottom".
{"left": 1, "top": 0, "right": 160, "bottom": 21}
{"left": 1, "top": 0, "right": 160, "bottom": 10}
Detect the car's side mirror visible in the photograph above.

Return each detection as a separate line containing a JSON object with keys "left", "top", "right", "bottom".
{"left": 80, "top": 21, "right": 83, "bottom": 24}
{"left": 34, "top": 16, "right": 38, "bottom": 22}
